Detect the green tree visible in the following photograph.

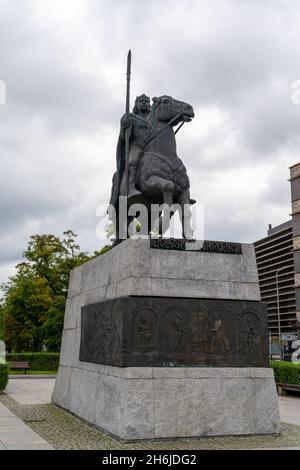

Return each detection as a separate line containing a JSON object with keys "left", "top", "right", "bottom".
{"left": 1, "top": 267, "right": 52, "bottom": 351}
{"left": 0, "top": 231, "right": 96, "bottom": 352}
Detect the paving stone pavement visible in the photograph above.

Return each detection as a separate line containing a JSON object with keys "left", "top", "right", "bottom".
{"left": 0, "top": 401, "right": 53, "bottom": 450}
{"left": 278, "top": 395, "right": 300, "bottom": 427}
{"left": 1, "top": 378, "right": 300, "bottom": 450}
{"left": 5, "top": 378, "right": 53, "bottom": 405}
{"left": 2, "top": 394, "right": 300, "bottom": 450}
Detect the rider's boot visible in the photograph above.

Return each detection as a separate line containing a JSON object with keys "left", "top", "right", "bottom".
{"left": 128, "top": 165, "right": 141, "bottom": 197}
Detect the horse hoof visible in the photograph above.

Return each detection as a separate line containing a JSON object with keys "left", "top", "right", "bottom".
{"left": 184, "top": 232, "right": 194, "bottom": 240}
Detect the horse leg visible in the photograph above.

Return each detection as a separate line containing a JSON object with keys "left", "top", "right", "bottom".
{"left": 159, "top": 190, "right": 176, "bottom": 235}
{"left": 143, "top": 175, "right": 174, "bottom": 194}
{"left": 126, "top": 215, "right": 137, "bottom": 238}
{"left": 178, "top": 189, "right": 193, "bottom": 239}
{"left": 143, "top": 176, "right": 175, "bottom": 236}
{"left": 150, "top": 213, "right": 160, "bottom": 236}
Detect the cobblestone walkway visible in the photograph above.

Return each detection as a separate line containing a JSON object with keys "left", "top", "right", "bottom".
{"left": 1, "top": 393, "right": 300, "bottom": 450}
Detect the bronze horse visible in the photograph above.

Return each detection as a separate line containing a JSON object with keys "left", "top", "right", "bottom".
{"left": 133, "top": 95, "right": 195, "bottom": 238}
{"left": 112, "top": 95, "right": 195, "bottom": 241}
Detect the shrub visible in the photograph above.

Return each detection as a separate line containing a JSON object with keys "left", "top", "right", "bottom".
{"left": 0, "top": 363, "right": 9, "bottom": 391}
{"left": 7, "top": 353, "right": 59, "bottom": 371}
{"left": 270, "top": 361, "right": 300, "bottom": 385}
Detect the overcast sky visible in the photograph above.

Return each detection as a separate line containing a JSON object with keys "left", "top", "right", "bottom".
{"left": 0, "top": 0, "right": 300, "bottom": 283}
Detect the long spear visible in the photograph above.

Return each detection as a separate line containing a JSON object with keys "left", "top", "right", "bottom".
{"left": 124, "top": 49, "right": 131, "bottom": 196}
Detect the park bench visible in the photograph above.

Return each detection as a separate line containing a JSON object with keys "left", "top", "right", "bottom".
{"left": 9, "top": 361, "right": 29, "bottom": 374}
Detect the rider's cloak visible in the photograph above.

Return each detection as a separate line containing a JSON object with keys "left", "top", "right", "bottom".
{"left": 109, "top": 132, "right": 125, "bottom": 209}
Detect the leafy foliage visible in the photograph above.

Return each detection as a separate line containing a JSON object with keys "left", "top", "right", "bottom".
{"left": 0, "top": 230, "right": 108, "bottom": 352}
{"left": 7, "top": 353, "right": 59, "bottom": 371}
{"left": 270, "top": 361, "right": 300, "bottom": 385}
{"left": 0, "top": 363, "right": 9, "bottom": 391}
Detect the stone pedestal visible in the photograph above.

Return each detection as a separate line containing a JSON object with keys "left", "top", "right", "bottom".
{"left": 52, "top": 238, "right": 280, "bottom": 439}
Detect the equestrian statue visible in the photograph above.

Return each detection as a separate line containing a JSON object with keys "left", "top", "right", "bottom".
{"left": 108, "top": 50, "right": 195, "bottom": 243}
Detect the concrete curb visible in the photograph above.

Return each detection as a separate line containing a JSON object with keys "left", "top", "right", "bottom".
{"left": 9, "top": 375, "right": 56, "bottom": 379}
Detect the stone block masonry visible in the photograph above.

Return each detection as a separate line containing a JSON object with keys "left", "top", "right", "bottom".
{"left": 52, "top": 238, "right": 280, "bottom": 439}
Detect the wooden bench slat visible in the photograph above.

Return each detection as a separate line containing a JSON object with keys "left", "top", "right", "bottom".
{"left": 277, "top": 382, "right": 300, "bottom": 390}
{"left": 11, "top": 362, "right": 28, "bottom": 366}
{"left": 10, "top": 362, "right": 29, "bottom": 373}
{"left": 10, "top": 363, "right": 29, "bottom": 367}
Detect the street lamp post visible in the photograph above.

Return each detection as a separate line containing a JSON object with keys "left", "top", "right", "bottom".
{"left": 275, "top": 266, "right": 286, "bottom": 358}
{"left": 268, "top": 330, "right": 272, "bottom": 360}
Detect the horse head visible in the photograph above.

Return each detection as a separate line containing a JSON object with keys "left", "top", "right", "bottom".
{"left": 151, "top": 95, "right": 194, "bottom": 126}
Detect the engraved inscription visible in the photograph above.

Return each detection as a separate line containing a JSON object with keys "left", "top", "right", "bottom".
{"left": 151, "top": 238, "right": 185, "bottom": 250}
{"left": 150, "top": 238, "right": 242, "bottom": 254}
{"left": 201, "top": 240, "right": 242, "bottom": 255}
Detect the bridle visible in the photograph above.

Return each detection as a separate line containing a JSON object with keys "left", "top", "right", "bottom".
{"left": 142, "top": 110, "right": 186, "bottom": 150}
